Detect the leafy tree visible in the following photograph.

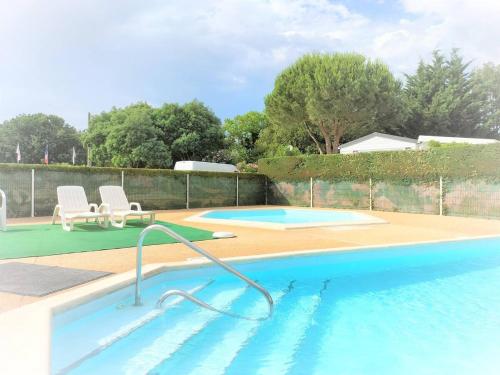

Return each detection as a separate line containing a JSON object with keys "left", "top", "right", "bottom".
{"left": 0, "top": 114, "right": 84, "bottom": 164}
{"left": 223, "top": 111, "right": 268, "bottom": 163}
{"left": 265, "top": 53, "right": 404, "bottom": 154}
{"left": 84, "top": 103, "right": 171, "bottom": 168}
{"left": 403, "top": 49, "right": 486, "bottom": 138}
{"left": 84, "top": 100, "right": 223, "bottom": 168}
{"left": 471, "top": 62, "right": 500, "bottom": 136}
{"left": 255, "top": 119, "right": 317, "bottom": 158}
{"left": 154, "top": 100, "right": 224, "bottom": 163}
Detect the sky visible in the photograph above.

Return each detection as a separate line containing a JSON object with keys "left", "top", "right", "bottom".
{"left": 1, "top": 0, "right": 499, "bottom": 130}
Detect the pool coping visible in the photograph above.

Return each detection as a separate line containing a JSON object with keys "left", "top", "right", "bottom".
{"left": 1, "top": 233, "right": 500, "bottom": 374}
{"left": 185, "top": 207, "right": 388, "bottom": 230}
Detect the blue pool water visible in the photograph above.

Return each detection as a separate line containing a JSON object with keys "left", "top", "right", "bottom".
{"left": 53, "top": 237, "right": 500, "bottom": 374}
{"left": 201, "top": 208, "right": 378, "bottom": 225}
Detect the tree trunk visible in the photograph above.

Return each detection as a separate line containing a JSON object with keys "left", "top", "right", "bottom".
{"left": 331, "top": 121, "right": 344, "bottom": 154}
{"left": 303, "top": 122, "right": 324, "bottom": 154}
{"left": 318, "top": 120, "right": 333, "bottom": 154}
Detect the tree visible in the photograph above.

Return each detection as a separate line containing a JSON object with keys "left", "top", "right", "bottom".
{"left": 471, "top": 62, "right": 500, "bottom": 136}
{"left": 84, "top": 103, "right": 171, "bottom": 168}
{"left": 403, "top": 49, "right": 486, "bottom": 138}
{"left": 265, "top": 53, "right": 404, "bottom": 154}
{"left": 83, "top": 100, "right": 223, "bottom": 168}
{"left": 0, "top": 114, "right": 84, "bottom": 164}
{"left": 154, "top": 100, "right": 224, "bottom": 163}
{"left": 255, "top": 119, "right": 316, "bottom": 158}
{"left": 223, "top": 111, "right": 268, "bottom": 163}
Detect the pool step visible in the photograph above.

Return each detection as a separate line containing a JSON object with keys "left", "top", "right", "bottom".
{"left": 152, "top": 281, "right": 295, "bottom": 375}
{"left": 57, "top": 280, "right": 214, "bottom": 374}
{"left": 286, "top": 280, "right": 339, "bottom": 375}
{"left": 53, "top": 278, "right": 216, "bottom": 374}
{"left": 249, "top": 288, "right": 324, "bottom": 374}
{"left": 224, "top": 281, "right": 326, "bottom": 375}
{"left": 121, "top": 285, "right": 248, "bottom": 374}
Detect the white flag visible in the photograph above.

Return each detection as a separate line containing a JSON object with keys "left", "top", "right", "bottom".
{"left": 16, "top": 144, "right": 21, "bottom": 163}
{"left": 72, "top": 147, "right": 76, "bottom": 165}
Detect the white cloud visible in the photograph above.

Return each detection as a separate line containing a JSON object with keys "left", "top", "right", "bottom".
{"left": 0, "top": 0, "right": 499, "bottom": 128}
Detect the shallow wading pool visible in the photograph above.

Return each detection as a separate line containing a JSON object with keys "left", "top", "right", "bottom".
{"left": 186, "top": 208, "right": 386, "bottom": 229}
{"left": 53, "top": 237, "right": 500, "bottom": 374}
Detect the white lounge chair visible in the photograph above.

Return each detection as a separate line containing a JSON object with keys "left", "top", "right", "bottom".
{"left": 52, "top": 186, "right": 109, "bottom": 232}
{"left": 99, "top": 185, "right": 155, "bottom": 228}
{"left": 0, "top": 189, "right": 6, "bottom": 231}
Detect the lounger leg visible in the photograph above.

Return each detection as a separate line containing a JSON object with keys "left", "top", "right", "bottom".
{"left": 52, "top": 205, "right": 60, "bottom": 225}
{"left": 98, "top": 216, "right": 109, "bottom": 228}
{"left": 61, "top": 215, "right": 71, "bottom": 232}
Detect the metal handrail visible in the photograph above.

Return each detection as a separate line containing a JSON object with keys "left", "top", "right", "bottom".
{"left": 135, "top": 224, "right": 274, "bottom": 320}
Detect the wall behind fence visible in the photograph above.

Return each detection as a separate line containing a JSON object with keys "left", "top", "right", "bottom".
{"left": 0, "top": 165, "right": 266, "bottom": 218}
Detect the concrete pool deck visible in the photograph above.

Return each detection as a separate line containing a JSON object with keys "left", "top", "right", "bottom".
{"left": 1, "top": 206, "right": 500, "bottom": 313}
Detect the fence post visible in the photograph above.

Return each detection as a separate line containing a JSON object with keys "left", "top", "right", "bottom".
{"left": 186, "top": 174, "right": 190, "bottom": 209}
{"left": 265, "top": 177, "right": 268, "bottom": 205}
{"left": 369, "top": 178, "right": 373, "bottom": 211}
{"left": 310, "top": 177, "right": 313, "bottom": 208}
{"left": 236, "top": 175, "right": 239, "bottom": 207}
{"left": 121, "top": 170, "right": 124, "bottom": 188}
{"left": 439, "top": 176, "right": 443, "bottom": 216}
{"left": 31, "top": 169, "right": 35, "bottom": 217}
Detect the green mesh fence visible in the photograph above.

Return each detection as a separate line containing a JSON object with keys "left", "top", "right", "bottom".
{"left": 444, "top": 179, "right": 500, "bottom": 219}
{"left": 0, "top": 169, "right": 32, "bottom": 218}
{"left": 0, "top": 165, "right": 267, "bottom": 218}
{"left": 124, "top": 172, "right": 186, "bottom": 210}
{"left": 238, "top": 175, "right": 266, "bottom": 206}
{"left": 189, "top": 175, "right": 237, "bottom": 208}
{"left": 5, "top": 163, "right": 499, "bottom": 219}
{"left": 34, "top": 169, "right": 121, "bottom": 216}
{"left": 373, "top": 181, "right": 440, "bottom": 214}
{"left": 268, "top": 181, "right": 310, "bottom": 206}
{"left": 313, "top": 180, "right": 370, "bottom": 209}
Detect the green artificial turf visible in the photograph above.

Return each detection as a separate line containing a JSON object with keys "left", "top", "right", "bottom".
{"left": 0, "top": 220, "right": 214, "bottom": 260}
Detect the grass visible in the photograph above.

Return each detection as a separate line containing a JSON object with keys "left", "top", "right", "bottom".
{"left": 0, "top": 220, "right": 214, "bottom": 260}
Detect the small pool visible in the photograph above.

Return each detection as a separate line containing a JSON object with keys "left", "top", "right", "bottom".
{"left": 52, "top": 237, "right": 500, "bottom": 374}
{"left": 187, "top": 208, "right": 386, "bottom": 229}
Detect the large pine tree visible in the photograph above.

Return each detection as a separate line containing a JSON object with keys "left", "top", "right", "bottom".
{"left": 403, "top": 49, "right": 485, "bottom": 138}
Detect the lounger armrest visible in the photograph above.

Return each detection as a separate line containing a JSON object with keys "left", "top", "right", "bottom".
{"left": 99, "top": 203, "right": 111, "bottom": 214}
{"left": 89, "top": 203, "right": 98, "bottom": 213}
{"left": 130, "top": 202, "right": 142, "bottom": 211}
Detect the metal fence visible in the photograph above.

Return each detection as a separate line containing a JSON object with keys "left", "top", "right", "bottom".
{"left": 0, "top": 167, "right": 266, "bottom": 218}
{"left": 1, "top": 166, "right": 499, "bottom": 220}
{"left": 268, "top": 178, "right": 500, "bottom": 219}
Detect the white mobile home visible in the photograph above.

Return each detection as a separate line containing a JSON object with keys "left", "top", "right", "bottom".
{"left": 339, "top": 132, "right": 418, "bottom": 154}
{"left": 174, "top": 161, "right": 238, "bottom": 173}
{"left": 417, "top": 135, "right": 499, "bottom": 148}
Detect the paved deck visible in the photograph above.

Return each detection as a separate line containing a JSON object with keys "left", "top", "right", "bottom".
{"left": 1, "top": 206, "right": 499, "bottom": 313}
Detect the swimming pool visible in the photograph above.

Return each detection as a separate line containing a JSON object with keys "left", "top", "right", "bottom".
{"left": 187, "top": 208, "right": 386, "bottom": 229}
{"left": 53, "top": 236, "right": 500, "bottom": 374}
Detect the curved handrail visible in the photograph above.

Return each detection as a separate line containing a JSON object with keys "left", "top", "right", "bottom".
{"left": 135, "top": 224, "right": 274, "bottom": 320}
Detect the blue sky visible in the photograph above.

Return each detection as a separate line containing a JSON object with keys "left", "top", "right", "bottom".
{"left": 1, "top": 0, "right": 499, "bottom": 129}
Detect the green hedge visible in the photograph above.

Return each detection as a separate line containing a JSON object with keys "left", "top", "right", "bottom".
{"left": 0, "top": 163, "right": 264, "bottom": 179}
{"left": 258, "top": 143, "right": 500, "bottom": 181}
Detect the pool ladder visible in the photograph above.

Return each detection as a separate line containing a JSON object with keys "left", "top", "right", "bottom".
{"left": 135, "top": 224, "right": 274, "bottom": 321}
